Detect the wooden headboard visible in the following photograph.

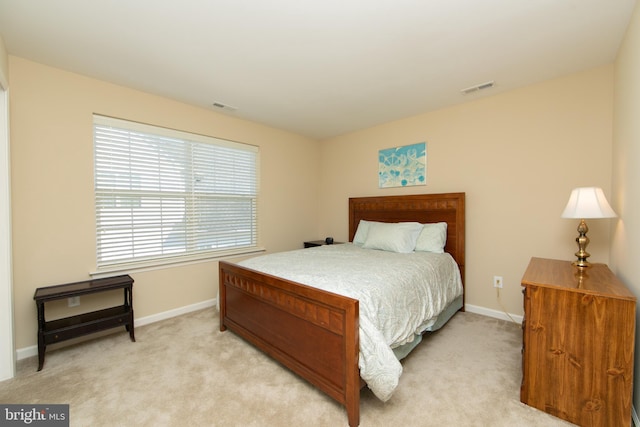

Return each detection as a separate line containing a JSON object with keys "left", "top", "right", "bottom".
{"left": 348, "top": 192, "right": 465, "bottom": 286}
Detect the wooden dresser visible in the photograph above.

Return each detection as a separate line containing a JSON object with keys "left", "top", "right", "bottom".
{"left": 520, "top": 257, "right": 636, "bottom": 427}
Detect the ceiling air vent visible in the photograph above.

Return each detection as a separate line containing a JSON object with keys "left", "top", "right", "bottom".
{"left": 461, "top": 81, "right": 495, "bottom": 95}
{"left": 212, "top": 101, "right": 238, "bottom": 112}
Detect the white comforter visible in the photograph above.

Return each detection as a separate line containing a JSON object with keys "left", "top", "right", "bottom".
{"left": 238, "top": 243, "right": 463, "bottom": 401}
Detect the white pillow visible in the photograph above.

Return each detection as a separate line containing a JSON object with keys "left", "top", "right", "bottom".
{"left": 353, "top": 220, "right": 375, "bottom": 246}
{"left": 362, "top": 222, "right": 423, "bottom": 253}
{"left": 415, "top": 222, "right": 447, "bottom": 253}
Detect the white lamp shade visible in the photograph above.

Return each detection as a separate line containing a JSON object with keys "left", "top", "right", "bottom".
{"left": 561, "top": 187, "right": 617, "bottom": 219}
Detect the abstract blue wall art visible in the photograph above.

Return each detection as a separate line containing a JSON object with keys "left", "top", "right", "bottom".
{"left": 378, "top": 142, "right": 426, "bottom": 188}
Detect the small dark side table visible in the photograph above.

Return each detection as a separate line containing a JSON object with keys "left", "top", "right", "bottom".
{"left": 303, "top": 240, "right": 344, "bottom": 248}
{"left": 33, "top": 274, "right": 135, "bottom": 371}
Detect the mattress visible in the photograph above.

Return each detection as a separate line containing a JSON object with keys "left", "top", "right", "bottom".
{"left": 238, "top": 243, "right": 463, "bottom": 401}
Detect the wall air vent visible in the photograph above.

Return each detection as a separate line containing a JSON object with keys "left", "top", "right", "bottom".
{"left": 461, "top": 81, "right": 495, "bottom": 95}
{"left": 212, "top": 101, "right": 238, "bottom": 112}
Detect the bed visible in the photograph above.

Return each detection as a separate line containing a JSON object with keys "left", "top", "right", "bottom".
{"left": 219, "top": 193, "right": 465, "bottom": 426}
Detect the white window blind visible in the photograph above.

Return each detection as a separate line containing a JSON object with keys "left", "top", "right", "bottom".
{"left": 93, "top": 115, "right": 259, "bottom": 271}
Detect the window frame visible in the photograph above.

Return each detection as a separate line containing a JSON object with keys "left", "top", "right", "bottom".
{"left": 92, "top": 115, "right": 261, "bottom": 275}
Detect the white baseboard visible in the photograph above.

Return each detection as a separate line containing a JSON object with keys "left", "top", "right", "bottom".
{"left": 17, "top": 300, "right": 515, "bottom": 360}
{"left": 16, "top": 298, "right": 217, "bottom": 361}
{"left": 465, "top": 303, "right": 523, "bottom": 324}
{"left": 633, "top": 405, "right": 639, "bottom": 427}
{"left": 135, "top": 298, "right": 216, "bottom": 328}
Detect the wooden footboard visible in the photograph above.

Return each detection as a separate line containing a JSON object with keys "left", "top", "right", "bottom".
{"left": 219, "top": 261, "right": 361, "bottom": 427}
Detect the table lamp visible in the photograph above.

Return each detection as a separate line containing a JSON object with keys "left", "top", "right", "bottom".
{"left": 561, "top": 187, "right": 617, "bottom": 268}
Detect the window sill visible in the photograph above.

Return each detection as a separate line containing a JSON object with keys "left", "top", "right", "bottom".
{"left": 89, "top": 247, "right": 266, "bottom": 278}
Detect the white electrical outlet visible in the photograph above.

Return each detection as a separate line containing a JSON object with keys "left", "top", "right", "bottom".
{"left": 493, "top": 276, "right": 503, "bottom": 288}
{"left": 68, "top": 296, "right": 80, "bottom": 307}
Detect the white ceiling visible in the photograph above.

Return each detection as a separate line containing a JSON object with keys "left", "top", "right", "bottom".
{"left": 0, "top": 0, "right": 636, "bottom": 139}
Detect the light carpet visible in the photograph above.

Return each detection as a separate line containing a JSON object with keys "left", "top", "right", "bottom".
{"left": 0, "top": 309, "right": 574, "bottom": 426}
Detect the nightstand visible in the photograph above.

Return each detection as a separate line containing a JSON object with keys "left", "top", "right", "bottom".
{"left": 520, "top": 257, "right": 636, "bottom": 426}
{"left": 303, "top": 240, "right": 343, "bottom": 248}
{"left": 33, "top": 275, "right": 135, "bottom": 371}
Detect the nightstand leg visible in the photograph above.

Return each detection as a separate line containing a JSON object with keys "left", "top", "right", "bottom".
{"left": 36, "top": 302, "right": 46, "bottom": 371}
{"left": 125, "top": 287, "right": 135, "bottom": 342}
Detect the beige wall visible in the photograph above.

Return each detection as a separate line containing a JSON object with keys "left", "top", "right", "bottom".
{"left": 6, "top": 50, "right": 622, "bottom": 356}
{"left": 318, "top": 65, "right": 615, "bottom": 318}
{"left": 611, "top": 0, "right": 640, "bottom": 414}
{"left": 9, "top": 57, "right": 320, "bottom": 350}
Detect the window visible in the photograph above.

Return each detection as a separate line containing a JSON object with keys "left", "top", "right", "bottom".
{"left": 93, "top": 115, "right": 259, "bottom": 271}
